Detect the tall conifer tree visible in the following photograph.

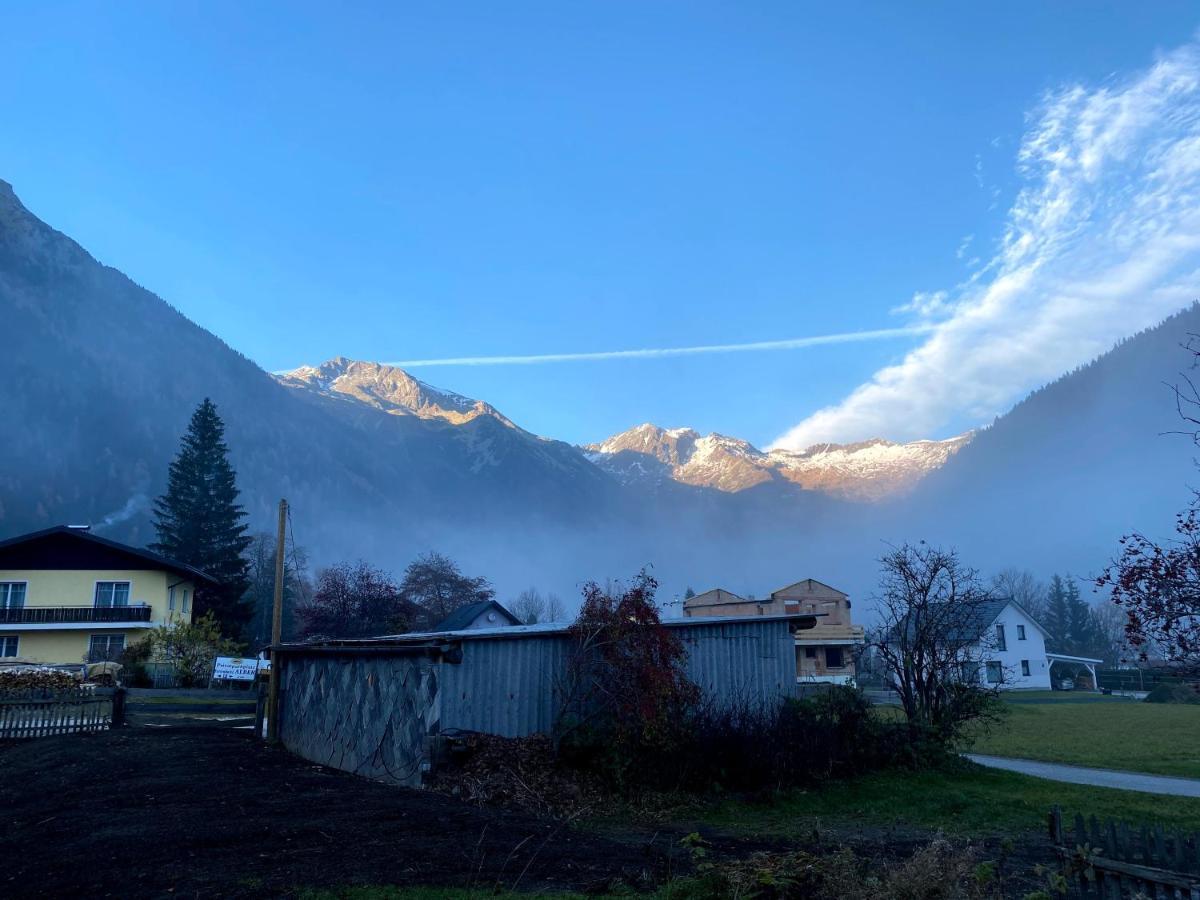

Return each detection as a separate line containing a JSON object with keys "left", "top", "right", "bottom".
{"left": 1043, "top": 575, "right": 1071, "bottom": 651}
{"left": 1064, "top": 577, "right": 1102, "bottom": 657}
{"left": 152, "top": 399, "right": 252, "bottom": 634}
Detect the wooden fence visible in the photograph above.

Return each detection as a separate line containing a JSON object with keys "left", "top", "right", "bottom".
{"left": 1050, "top": 807, "right": 1200, "bottom": 898}
{"left": 0, "top": 688, "right": 124, "bottom": 739}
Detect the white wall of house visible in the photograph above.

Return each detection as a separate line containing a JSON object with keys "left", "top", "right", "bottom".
{"left": 967, "top": 602, "right": 1051, "bottom": 690}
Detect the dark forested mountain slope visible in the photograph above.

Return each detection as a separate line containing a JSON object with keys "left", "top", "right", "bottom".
{"left": 884, "top": 303, "right": 1200, "bottom": 585}
{"left": 0, "top": 181, "right": 617, "bottom": 561}
{"left": 4, "top": 176, "right": 1196, "bottom": 607}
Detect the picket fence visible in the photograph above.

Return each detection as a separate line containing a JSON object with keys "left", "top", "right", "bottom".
{"left": 1050, "top": 807, "right": 1200, "bottom": 899}
{"left": 0, "top": 687, "right": 124, "bottom": 738}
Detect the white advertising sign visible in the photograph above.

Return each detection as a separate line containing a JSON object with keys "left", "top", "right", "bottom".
{"left": 212, "top": 656, "right": 260, "bottom": 681}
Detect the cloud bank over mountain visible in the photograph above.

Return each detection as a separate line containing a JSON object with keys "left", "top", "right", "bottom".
{"left": 773, "top": 38, "right": 1200, "bottom": 450}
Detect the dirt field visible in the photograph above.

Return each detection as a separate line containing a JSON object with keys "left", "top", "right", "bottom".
{"left": 0, "top": 728, "right": 670, "bottom": 898}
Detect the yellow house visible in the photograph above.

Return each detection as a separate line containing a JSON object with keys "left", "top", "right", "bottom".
{"left": 684, "top": 579, "right": 865, "bottom": 685}
{"left": 0, "top": 525, "right": 211, "bottom": 666}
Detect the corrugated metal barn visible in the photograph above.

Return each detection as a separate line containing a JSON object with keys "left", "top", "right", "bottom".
{"left": 273, "top": 614, "right": 813, "bottom": 786}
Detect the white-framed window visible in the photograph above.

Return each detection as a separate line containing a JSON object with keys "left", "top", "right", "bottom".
{"left": 182, "top": 589, "right": 190, "bottom": 613}
{"left": 0, "top": 582, "right": 27, "bottom": 609}
{"left": 1017, "top": 624, "right": 1027, "bottom": 640}
{"left": 168, "top": 586, "right": 176, "bottom": 611}
{"left": 88, "top": 634, "right": 125, "bottom": 661}
{"left": 995, "top": 624, "right": 1007, "bottom": 652}
{"left": 94, "top": 582, "right": 131, "bottom": 608}
{"left": 0, "top": 635, "right": 18, "bottom": 657}
{"left": 1020, "top": 659, "right": 1031, "bottom": 677}
{"left": 985, "top": 661, "right": 1003, "bottom": 684}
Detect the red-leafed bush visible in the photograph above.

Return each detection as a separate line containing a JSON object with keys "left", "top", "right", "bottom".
{"left": 1098, "top": 505, "right": 1200, "bottom": 676}
{"left": 557, "top": 570, "right": 699, "bottom": 784}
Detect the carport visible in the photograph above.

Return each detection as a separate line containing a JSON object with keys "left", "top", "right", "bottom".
{"left": 1046, "top": 652, "right": 1103, "bottom": 690}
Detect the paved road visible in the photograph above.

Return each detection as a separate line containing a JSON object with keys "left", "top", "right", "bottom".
{"left": 965, "top": 754, "right": 1200, "bottom": 798}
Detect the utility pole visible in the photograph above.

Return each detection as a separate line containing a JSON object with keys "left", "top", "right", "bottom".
{"left": 266, "top": 498, "right": 287, "bottom": 743}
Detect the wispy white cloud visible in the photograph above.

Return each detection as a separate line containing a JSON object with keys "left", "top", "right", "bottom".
{"left": 384, "top": 325, "right": 933, "bottom": 368}
{"left": 771, "top": 39, "right": 1200, "bottom": 451}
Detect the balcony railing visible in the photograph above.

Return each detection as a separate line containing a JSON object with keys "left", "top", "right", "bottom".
{"left": 0, "top": 605, "right": 153, "bottom": 625}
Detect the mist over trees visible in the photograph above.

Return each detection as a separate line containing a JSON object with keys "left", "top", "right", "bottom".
{"left": 244, "top": 532, "right": 311, "bottom": 647}
{"left": 296, "top": 561, "right": 414, "bottom": 640}
{"left": 511, "top": 587, "right": 565, "bottom": 625}
{"left": 400, "top": 552, "right": 496, "bottom": 630}
{"left": 9, "top": 178, "right": 1200, "bottom": 631}
{"left": 1097, "top": 333, "right": 1200, "bottom": 675}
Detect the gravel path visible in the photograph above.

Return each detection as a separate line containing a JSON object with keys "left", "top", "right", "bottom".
{"left": 965, "top": 754, "right": 1200, "bottom": 797}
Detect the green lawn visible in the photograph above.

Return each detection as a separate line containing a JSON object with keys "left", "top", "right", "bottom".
{"left": 696, "top": 763, "right": 1200, "bottom": 838}
{"left": 967, "top": 695, "right": 1200, "bottom": 778}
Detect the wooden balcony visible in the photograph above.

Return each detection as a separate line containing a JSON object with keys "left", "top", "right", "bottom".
{"left": 0, "top": 606, "right": 153, "bottom": 625}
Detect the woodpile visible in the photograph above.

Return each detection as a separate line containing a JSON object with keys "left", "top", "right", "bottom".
{"left": 0, "top": 666, "right": 78, "bottom": 693}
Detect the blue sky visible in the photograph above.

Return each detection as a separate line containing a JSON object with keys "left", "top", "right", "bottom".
{"left": 3, "top": 3, "right": 1200, "bottom": 448}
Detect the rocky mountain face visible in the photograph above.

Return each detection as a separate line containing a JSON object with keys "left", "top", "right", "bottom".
{"left": 585, "top": 424, "right": 972, "bottom": 500}
{"left": 277, "top": 358, "right": 517, "bottom": 429}
{"left": 0, "top": 180, "right": 616, "bottom": 563}
{"left": 4, "top": 175, "right": 1199, "bottom": 609}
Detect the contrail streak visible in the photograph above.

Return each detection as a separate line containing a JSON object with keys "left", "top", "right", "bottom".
{"left": 383, "top": 325, "right": 934, "bottom": 368}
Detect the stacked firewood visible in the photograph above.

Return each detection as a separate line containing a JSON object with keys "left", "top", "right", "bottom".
{"left": 0, "top": 666, "right": 78, "bottom": 692}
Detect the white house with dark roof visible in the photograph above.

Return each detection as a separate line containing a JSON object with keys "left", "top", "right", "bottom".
{"left": 888, "top": 597, "right": 1103, "bottom": 691}
{"left": 965, "top": 598, "right": 1053, "bottom": 689}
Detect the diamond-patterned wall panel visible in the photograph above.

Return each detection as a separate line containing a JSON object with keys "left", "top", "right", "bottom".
{"left": 278, "top": 653, "right": 440, "bottom": 787}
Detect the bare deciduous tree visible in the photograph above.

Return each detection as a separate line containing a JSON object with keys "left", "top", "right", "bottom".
{"left": 543, "top": 592, "right": 565, "bottom": 623}
{"left": 990, "top": 568, "right": 1047, "bottom": 622}
{"left": 870, "top": 543, "right": 1003, "bottom": 749}
{"left": 513, "top": 587, "right": 567, "bottom": 625}
{"left": 244, "top": 532, "right": 310, "bottom": 647}
{"left": 399, "top": 551, "right": 495, "bottom": 629}
{"left": 1092, "top": 601, "right": 1139, "bottom": 666}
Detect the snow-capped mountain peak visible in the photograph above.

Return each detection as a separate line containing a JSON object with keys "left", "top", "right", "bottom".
{"left": 275, "top": 358, "right": 516, "bottom": 428}
{"left": 584, "top": 424, "right": 973, "bottom": 500}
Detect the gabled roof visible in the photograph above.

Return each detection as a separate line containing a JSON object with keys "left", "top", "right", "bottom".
{"left": 0, "top": 525, "right": 214, "bottom": 583}
{"left": 684, "top": 588, "right": 749, "bottom": 608}
{"left": 885, "top": 597, "right": 1047, "bottom": 645}
{"left": 432, "top": 599, "right": 521, "bottom": 632}
{"left": 769, "top": 578, "right": 847, "bottom": 599}
{"left": 944, "top": 597, "right": 1011, "bottom": 643}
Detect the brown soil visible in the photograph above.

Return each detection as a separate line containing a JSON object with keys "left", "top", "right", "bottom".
{"left": 0, "top": 727, "right": 671, "bottom": 898}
